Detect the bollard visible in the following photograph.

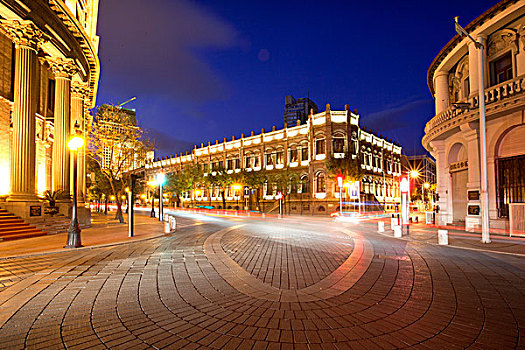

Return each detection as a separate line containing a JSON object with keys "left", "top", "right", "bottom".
{"left": 169, "top": 216, "right": 177, "bottom": 231}
{"left": 393, "top": 226, "right": 402, "bottom": 238}
{"left": 378, "top": 221, "right": 385, "bottom": 232}
{"left": 438, "top": 229, "right": 448, "bottom": 245}
{"left": 164, "top": 220, "right": 171, "bottom": 233}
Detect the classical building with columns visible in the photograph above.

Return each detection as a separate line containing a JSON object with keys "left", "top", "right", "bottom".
{"left": 423, "top": 0, "right": 525, "bottom": 231}
{"left": 0, "top": 0, "right": 99, "bottom": 222}
{"left": 145, "top": 105, "right": 403, "bottom": 215}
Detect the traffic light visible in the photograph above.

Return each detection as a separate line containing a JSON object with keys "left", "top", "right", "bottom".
{"left": 336, "top": 175, "right": 344, "bottom": 188}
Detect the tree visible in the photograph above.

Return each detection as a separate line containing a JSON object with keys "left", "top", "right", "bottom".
{"left": 86, "top": 157, "right": 113, "bottom": 214}
{"left": 88, "top": 104, "right": 153, "bottom": 223}
{"left": 325, "top": 153, "right": 365, "bottom": 183}
{"left": 267, "top": 169, "right": 300, "bottom": 214}
{"left": 204, "top": 165, "right": 232, "bottom": 209}
{"left": 242, "top": 169, "right": 267, "bottom": 210}
{"left": 165, "top": 163, "right": 204, "bottom": 208}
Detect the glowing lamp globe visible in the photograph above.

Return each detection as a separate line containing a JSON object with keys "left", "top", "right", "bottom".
{"left": 156, "top": 173, "right": 166, "bottom": 185}
{"left": 68, "top": 136, "right": 84, "bottom": 151}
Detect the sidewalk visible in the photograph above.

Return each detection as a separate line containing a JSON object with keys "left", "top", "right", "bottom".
{"left": 0, "top": 212, "right": 166, "bottom": 259}
{"left": 365, "top": 220, "right": 525, "bottom": 256}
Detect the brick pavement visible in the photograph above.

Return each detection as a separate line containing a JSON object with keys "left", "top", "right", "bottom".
{"left": 0, "top": 213, "right": 523, "bottom": 349}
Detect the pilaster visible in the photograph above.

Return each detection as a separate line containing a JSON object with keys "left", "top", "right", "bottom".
{"left": 0, "top": 20, "right": 46, "bottom": 210}
{"left": 48, "top": 57, "right": 78, "bottom": 196}
{"left": 71, "top": 82, "right": 88, "bottom": 203}
{"left": 434, "top": 71, "right": 450, "bottom": 115}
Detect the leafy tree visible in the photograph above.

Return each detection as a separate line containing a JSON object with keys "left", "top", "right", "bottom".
{"left": 204, "top": 165, "right": 233, "bottom": 209}
{"left": 325, "top": 153, "right": 365, "bottom": 183}
{"left": 88, "top": 104, "right": 153, "bottom": 223}
{"left": 242, "top": 169, "right": 267, "bottom": 210}
{"left": 165, "top": 163, "right": 204, "bottom": 208}
{"left": 267, "top": 169, "right": 300, "bottom": 213}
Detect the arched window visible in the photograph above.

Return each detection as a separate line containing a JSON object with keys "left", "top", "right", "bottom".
{"left": 332, "top": 132, "right": 345, "bottom": 154}
{"left": 315, "top": 137, "right": 325, "bottom": 155}
{"left": 300, "top": 175, "right": 309, "bottom": 193}
{"left": 315, "top": 172, "right": 326, "bottom": 193}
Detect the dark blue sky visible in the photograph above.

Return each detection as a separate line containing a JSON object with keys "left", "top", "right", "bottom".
{"left": 97, "top": 0, "right": 497, "bottom": 156}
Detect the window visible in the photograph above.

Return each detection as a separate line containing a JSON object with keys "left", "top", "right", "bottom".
{"left": 266, "top": 153, "right": 274, "bottom": 166}
{"left": 490, "top": 52, "right": 512, "bottom": 86}
{"left": 301, "top": 146, "right": 308, "bottom": 161}
{"left": 253, "top": 155, "right": 260, "bottom": 167}
{"left": 276, "top": 151, "right": 283, "bottom": 165}
{"left": 300, "top": 175, "right": 309, "bottom": 193}
{"left": 316, "top": 173, "right": 325, "bottom": 193}
{"left": 234, "top": 159, "right": 239, "bottom": 169}
{"left": 333, "top": 137, "right": 345, "bottom": 153}
{"left": 47, "top": 79, "right": 55, "bottom": 115}
{"left": 227, "top": 159, "right": 233, "bottom": 170}
{"left": 289, "top": 148, "right": 298, "bottom": 163}
{"left": 463, "top": 77, "right": 470, "bottom": 98}
{"left": 497, "top": 155, "right": 525, "bottom": 217}
{"left": 315, "top": 139, "right": 325, "bottom": 155}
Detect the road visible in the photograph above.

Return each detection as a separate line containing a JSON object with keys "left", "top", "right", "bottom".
{"left": 0, "top": 212, "right": 523, "bottom": 349}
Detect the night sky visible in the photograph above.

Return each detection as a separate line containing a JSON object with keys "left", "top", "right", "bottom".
{"left": 96, "top": 0, "right": 498, "bottom": 157}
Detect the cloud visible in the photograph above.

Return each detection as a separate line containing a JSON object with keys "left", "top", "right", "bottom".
{"left": 98, "top": 0, "right": 240, "bottom": 102}
{"left": 362, "top": 99, "right": 431, "bottom": 132}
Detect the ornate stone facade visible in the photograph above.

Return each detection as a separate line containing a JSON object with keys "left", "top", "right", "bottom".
{"left": 0, "top": 1, "right": 100, "bottom": 221}
{"left": 145, "top": 105, "right": 403, "bottom": 215}
{"left": 423, "top": 0, "right": 525, "bottom": 231}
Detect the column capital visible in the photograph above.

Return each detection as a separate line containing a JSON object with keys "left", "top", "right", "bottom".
{"left": 0, "top": 20, "right": 47, "bottom": 50}
{"left": 71, "top": 81, "right": 89, "bottom": 99}
{"left": 47, "top": 57, "right": 78, "bottom": 79}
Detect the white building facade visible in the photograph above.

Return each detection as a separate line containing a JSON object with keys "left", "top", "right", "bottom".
{"left": 423, "top": 0, "right": 525, "bottom": 231}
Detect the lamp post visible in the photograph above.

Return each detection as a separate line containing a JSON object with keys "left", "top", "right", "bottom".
{"left": 148, "top": 180, "right": 156, "bottom": 217}
{"left": 337, "top": 175, "right": 343, "bottom": 215}
{"left": 65, "top": 134, "right": 84, "bottom": 248}
{"left": 156, "top": 173, "right": 166, "bottom": 221}
{"left": 454, "top": 17, "right": 490, "bottom": 244}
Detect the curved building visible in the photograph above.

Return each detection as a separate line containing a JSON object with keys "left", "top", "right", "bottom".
{"left": 423, "top": 0, "right": 525, "bottom": 231}
{"left": 0, "top": 1, "right": 99, "bottom": 220}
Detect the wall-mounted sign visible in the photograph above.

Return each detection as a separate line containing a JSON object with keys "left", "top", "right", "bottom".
{"left": 29, "top": 205, "right": 42, "bottom": 217}
{"left": 468, "top": 205, "right": 480, "bottom": 216}
{"left": 349, "top": 182, "right": 360, "bottom": 199}
{"left": 468, "top": 190, "right": 480, "bottom": 201}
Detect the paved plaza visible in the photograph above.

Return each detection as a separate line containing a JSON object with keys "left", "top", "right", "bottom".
{"left": 0, "top": 212, "right": 523, "bottom": 349}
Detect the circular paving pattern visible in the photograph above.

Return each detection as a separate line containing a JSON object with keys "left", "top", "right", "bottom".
{"left": 0, "top": 214, "right": 523, "bottom": 349}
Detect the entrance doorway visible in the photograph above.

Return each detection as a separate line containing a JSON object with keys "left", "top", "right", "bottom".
{"left": 451, "top": 170, "right": 468, "bottom": 222}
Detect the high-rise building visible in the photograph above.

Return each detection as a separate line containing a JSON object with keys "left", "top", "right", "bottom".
{"left": 284, "top": 95, "right": 318, "bottom": 126}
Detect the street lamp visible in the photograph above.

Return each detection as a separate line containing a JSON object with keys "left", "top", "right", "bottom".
{"left": 232, "top": 183, "right": 242, "bottom": 207}
{"left": 156, "top": 173, "right": 166, "bottom": 221}
{"left": 455, "top": 16, "right": 490, "bottom": 244}
{"left": 65, "top": 134, "right": 84, "bottom": 248}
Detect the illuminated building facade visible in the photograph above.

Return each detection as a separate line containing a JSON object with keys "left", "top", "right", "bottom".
{"left": 146, "top": 105, "right": 403, "bottom": 215}
{"left": 423, "top": 0, "right": 525, "bottom": 231}
{"left": 0, "top": 0, "right": 100, "bottom": 220}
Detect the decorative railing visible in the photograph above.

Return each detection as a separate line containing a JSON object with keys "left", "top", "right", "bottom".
{"left": 424, "top": 75, "right": 525, "bottom": 135}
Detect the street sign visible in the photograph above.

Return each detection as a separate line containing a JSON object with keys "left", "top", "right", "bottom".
{"left": 349, "top": 182, "right": 359, "bottom": 199}
{"left": 244, "top": 186, "right": 249, "bottom": 196}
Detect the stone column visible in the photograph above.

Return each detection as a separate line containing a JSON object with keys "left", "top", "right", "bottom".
{"left": 48, "top": 58, "right": 78, "bottom": 195}
{"left": 0, "top": 20, "right": 46, "bottom": 202}
{"left": 434, "top": 71, "right": 450, "bottom": 115}
{"left": 71, "top": 82, "right": 88, "bottom": 202}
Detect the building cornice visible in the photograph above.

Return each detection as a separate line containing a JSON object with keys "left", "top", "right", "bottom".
{"left": 427, "top": 0, "right": 517, "bottom": 96}
{"left": 47, "top": 0, "right": 100, "bottom": 108}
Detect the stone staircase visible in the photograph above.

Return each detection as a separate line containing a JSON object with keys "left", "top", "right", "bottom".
{"left": 0, "top": 208, "right": 47, "bottom": 242}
